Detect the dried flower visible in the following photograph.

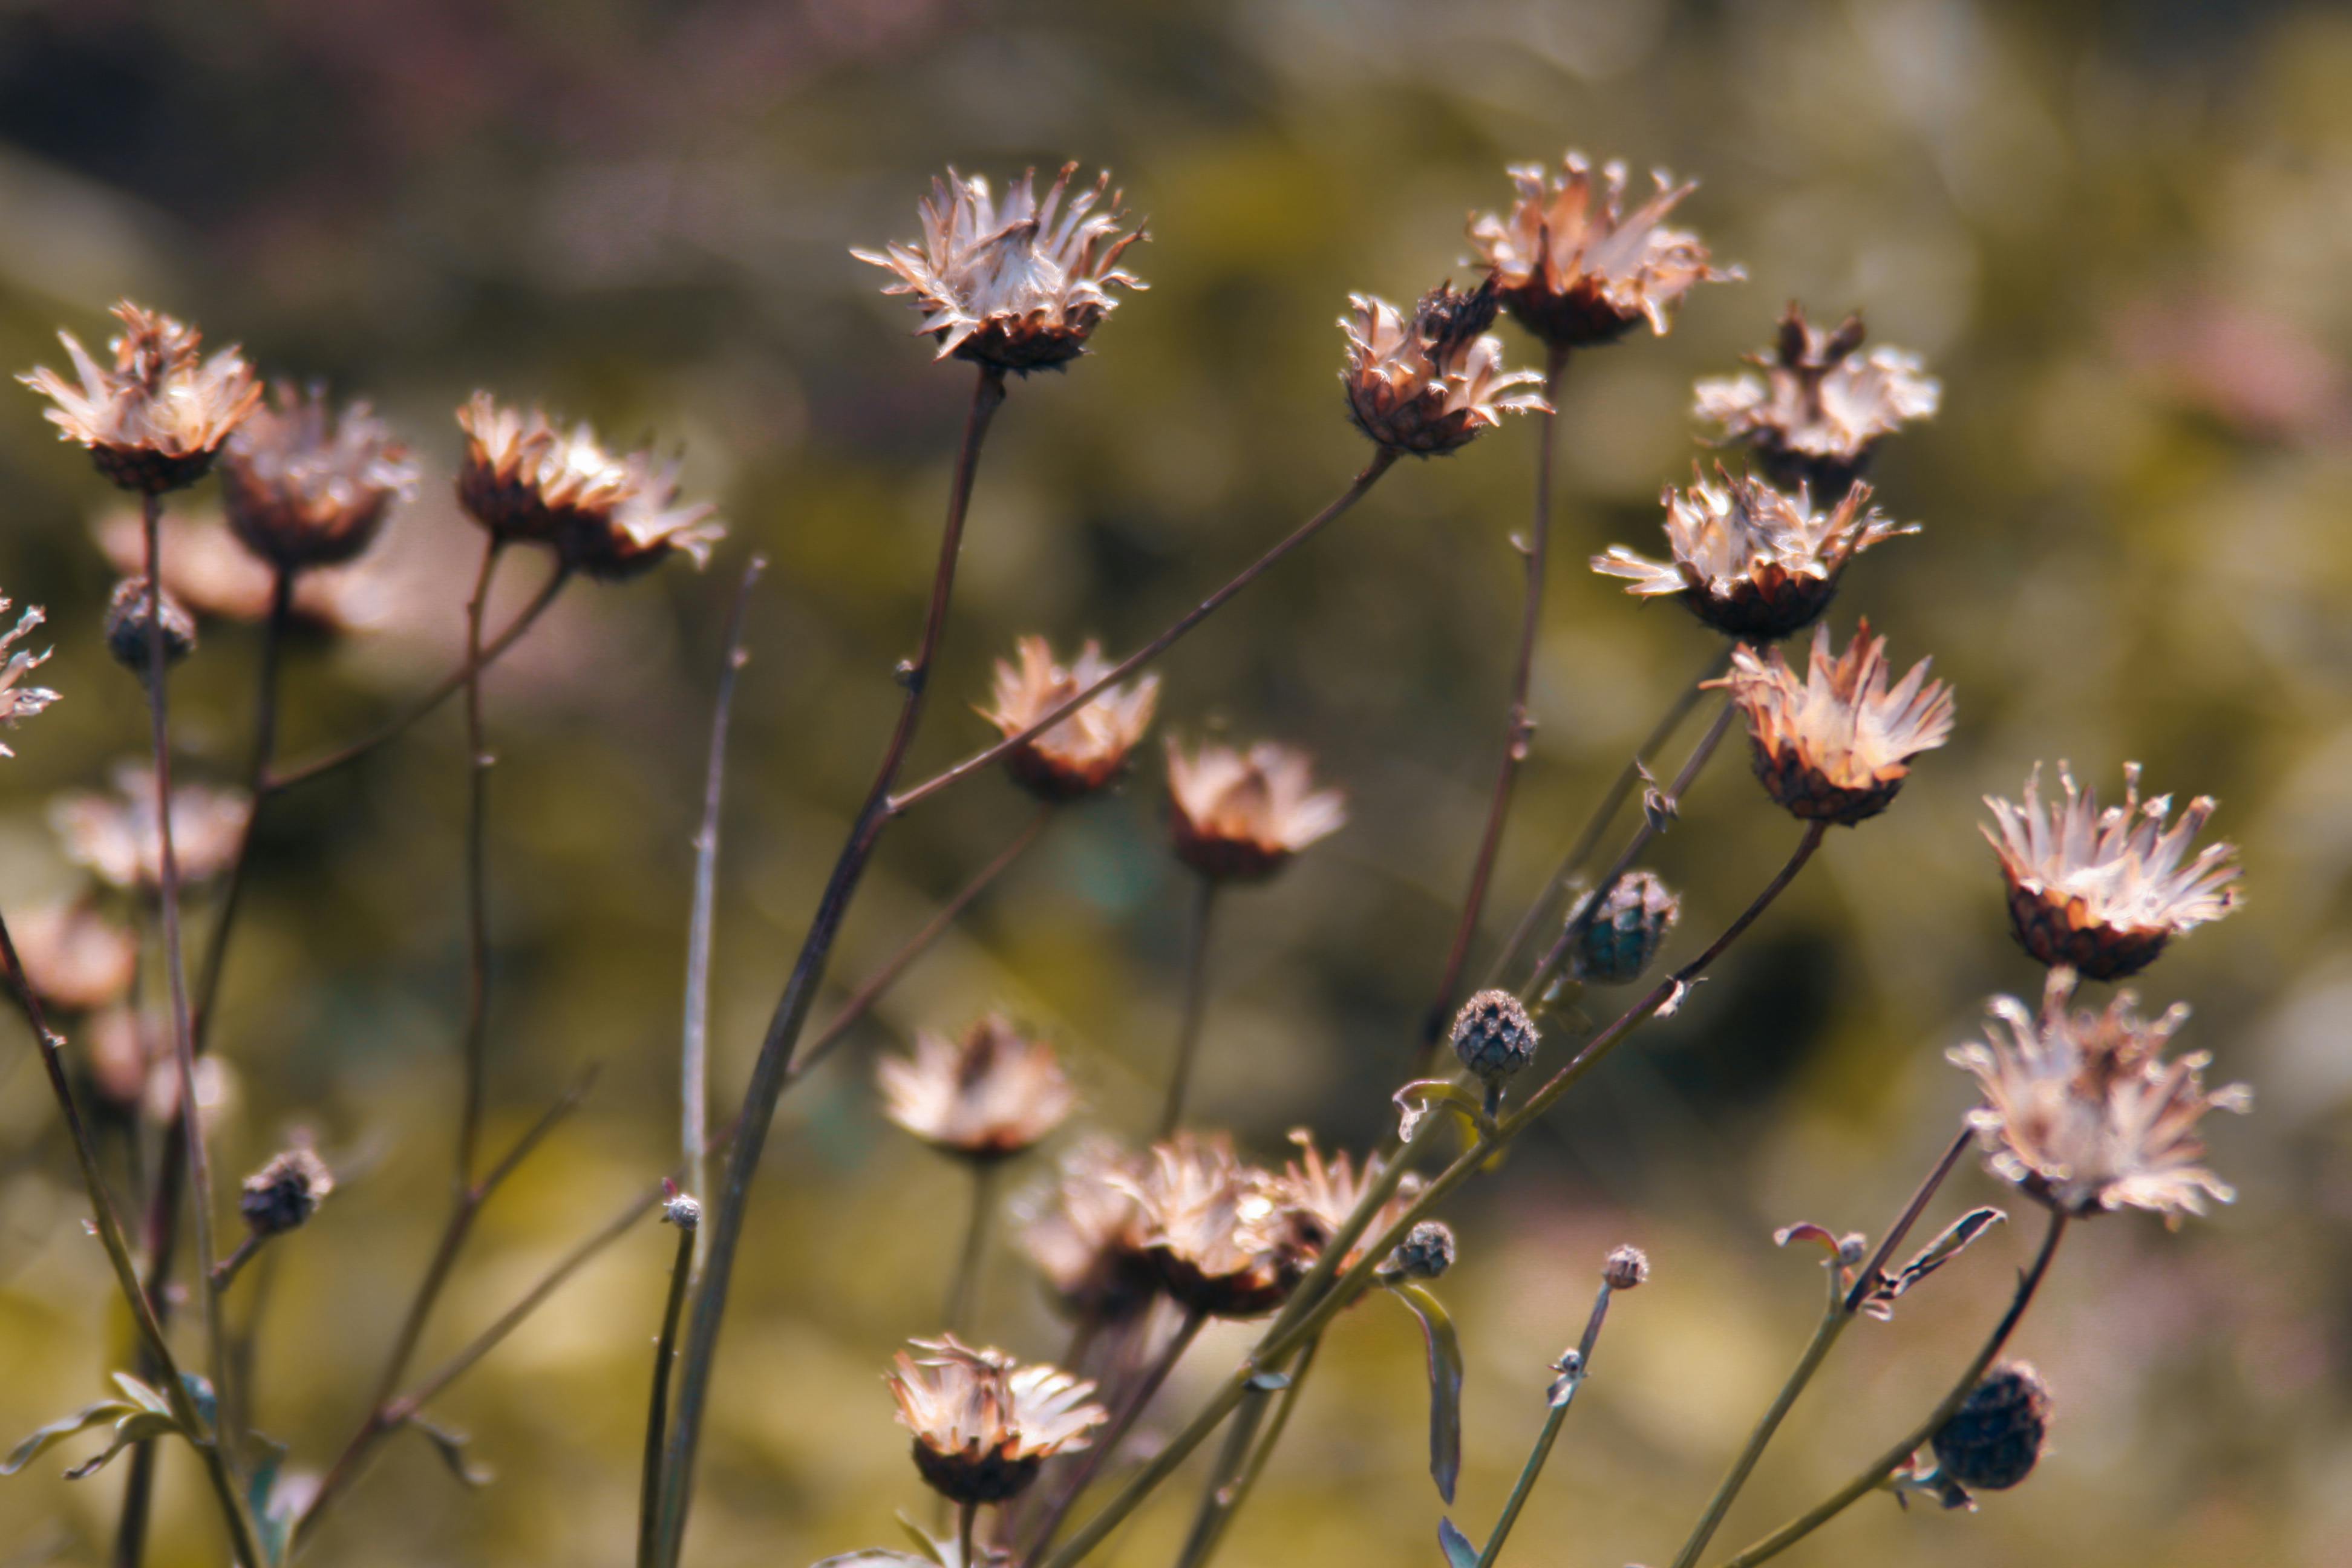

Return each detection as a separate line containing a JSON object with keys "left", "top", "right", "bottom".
{"left": 854, "top": 163, "right": 1146, "bottom": 373}
{"left": 1016, "top": 1139, "right": 1159, "bottom": 1324}
{"left": 1377, "top": 1220, "right": 1457, "bottom": 1283}
{"left": 52, "top": 762, "right": 252, "bottom": 890}
{"left": 94, "top": 509, "right": 376, "bottom": 631}
{"left": 0, "top": 596, "right": 59, "bottom": 754}
{"left": 1949, "top": 967, "right": 2249, "bottom": 1221}
{"left": 1451, "top": 988, "right": 1538, "bottom": 1092}
{"left": 1339, "top": 284, "right": 1549, "bottom": 455}
{"left": 239, "top": 1148, "right": 334, "bottom": 1236}
{"left": 1931, "top": 1362, "right": 2051, "bottom": 1494}
{"left": 1116, "top": 1133, "right": 1305, "bottom": 1319}
{"left": 454, "top": 393, "right": 724, "bottom": 577}
{"left": 1694, "top": 302, "right": 1940, "bottom": 495}
{"left": 102, "top": 578, "right": 198, "bottom": 676}
{"left": 1710, "top": 619, "right": 1953, "bottom": 826}
{"left": 878, "top": 1014, "right": 1075, "bottom": 1161}
{"left": 1468, "top": 153, "right": 1739, "bottom": 348}
{"left": 1593, "top": 466, "right": 1914, "bottom": 641}
{"left": 18, "top": 301, "right": 261, "bottom": 493}
{"left": 1601, "top": 1244, "right": 1650, "bottom": 1292}
{"left": 220, "top": 384, "right": 417, "bottom": 571}
{"left": 7, "top": 898, "right": 137, "bottom": 1013}
{"left": 1567, "top": 871, "right": 1681, "bottom": 984}
{"left": 1165, "top": 739, "right": 1347, "bottom": 883}
{"left": 886, "top": 1335, "right": 1108, "bottom": 1503}
{"left": 1279, "top": 1130, "right": 1425, "bottom": 1272}
{"left": 1982, "top": 763, "right": 2242, "bottom": 981}
{"left": 978, "top": 637, "right": 1159, "bottom": 800}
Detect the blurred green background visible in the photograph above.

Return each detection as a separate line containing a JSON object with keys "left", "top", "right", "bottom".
{"left": 2, "top": 1, "right": 2347, "bottom": 1564}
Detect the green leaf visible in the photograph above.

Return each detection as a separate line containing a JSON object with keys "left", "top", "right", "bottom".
{"left": 1394, "top": 1282, "right": 1465, "bottom": 1505}
{"left": 408, "top": 1416, "right": 494, "bottom": 1488}
{"left": 244, "top": 1432, "right": 293, "bottom": 1566}
{"left": 892, "top": 1512, "right": 950, "bottom": 1566}
{"left": 814, "top": 1555, "right": 933, "bottom": 1568}
{"left": 1437, "top": 1516, "right": 1481, "bottom": 1568}
{"left": 178, "top": 1372, "right": 218, "bottom": 1439}
{"left": 1863, "top": 1207, "right": 2007, "bottom": 1320}
{"left": 110, "top": 1374, "right": 170, "bottom": 1416}
{"left": 61, "top": 1411, "right": 175, "bottom": 1481}
{"left": 4, "top": 1402, "right": 138, "bottom": 1477}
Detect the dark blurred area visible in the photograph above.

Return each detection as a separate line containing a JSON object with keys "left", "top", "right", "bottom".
{"left": 4, "top": 1, "right": 2350, "bottom": 1564}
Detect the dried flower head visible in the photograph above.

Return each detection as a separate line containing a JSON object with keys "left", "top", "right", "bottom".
{"left": 103, "top": 578, "right": 198, "bottom": 676}
{"left": 19, "top": 302, "right": 261, "bottom": 493}
{"left": 1694, "top": 302, "right": 1940, "bottom": 494}
{"left": 1451, "top": 988, "right": 1538, "bottom": 1090}
{"left": 1339, "top": 284, "right": 1549, "bottom": 455}
{"left": 878, "top": 1014, "right": 1076, "bottom": 1161}
{"left": 455, "top": 393, "right": 724, "bottom": 577}
{"left": 1949, "top": 967, "right": 2249, "bottom": 1221}
{"left": 1016, "top": 1138, "right": 1159, "bottom": 1324}
{"left": 1165, "top": 739, "right": 1347, "bottom": 883}
{"left": 1378, "top": 1220, "right": 1458, "bottom": 1282}
{"left": 220, "top": 384, "right": 417, "bottom": 571}
{"left": 854, "top": 163, "right": 1146, "bottom": 373}
{"left": 1983, "top": 763, "right": 2242, "bottom": 982}
{"left": 239, "top": 1148, "right": 334, "bottom": 1236}
{"left": 8, "top": 898, "right": 137, "bottom": 1013}
{"left": 0, "top": 596, "right": 59, "bottom": 754}
{"left": 1931, "top": 1362, "right": 2051, "bottom": 1494}
{"left": 886, "top": 1336, "right": 1107, "bottom": 1503}
{"left": 1279, "top": 1130, "right": 1425, "bottom": 1273}
{"left": 1567, "top": 871, "right": 1682, "bottom": 985}
{"left": 95, "top": 509, "right": 376, "bottom": 631}
{"left": 1116, "top": 1133, "right": 1306, "bottom": 1319}
{"left": 1593, "top": 467, "right": 1914, "bottom": 641}
{"left": 1602, "top": 1244, "right": 1650, "bottom": 1292}
{"left": 52, "top": 762, "right": 252, "bottom": 890}
{"left": 1468, "top": 153, "right": 1739, "bottom": 348}
{"left": 978, "top": 637, "right": 1160, "bottom": 800}
{"left": 1710, "top": 619, "right": 1953, "bottom": 826}
{"left": 663, "top": 1192, "right": 703, "bottom": 1231}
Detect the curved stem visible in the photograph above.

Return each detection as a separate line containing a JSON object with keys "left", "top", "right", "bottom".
{"left": 1021, "top": 1308, "right": 1207, "bottom": 1566}
{"left": 1160, "top": 877, "right": 1219, "bottom": 1138}
{"left": 1474, "top": 1270, "right": 1622, "bottom": 1568}
{"left": 638, "top": 1223, "right": 698, "bottom": 1568}
{"left": 945, "top": 1161, "right": 997, "bottom": 1338}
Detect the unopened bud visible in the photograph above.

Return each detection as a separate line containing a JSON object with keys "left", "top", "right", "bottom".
{"left": 103, "top": 578, "right": 197, "bottom": 675}
{"left": 1930, "top": 1362, "right": 2050, "bottom": 1492}
{"left": 1451, "top": 989, "right": 1538, "bottom": 1089}
{"left": 1569, "top": 872, "right": 1682, "bottom": 985}
{"left": 1602, "top": 1244, "right": 1649, "bottom": 1291}
{"left": 663, "top": 1194, "right": 703, "bottom": 1231}
{"left": 238, "top": 1148, "right": 333, "bottom": 1237}
{"left": 1379, "top": 1220, "right": 1457, "bottom": 1282}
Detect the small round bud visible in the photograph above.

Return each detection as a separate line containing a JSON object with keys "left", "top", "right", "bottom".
{"left": 1931, "top": 1362, "right": 2050, "bottom": 1492}
{"left": 238, "top": 1148, "right": 333, "bottom": 1237}
{"left": 103, "top": 578, "right": 197, "bottom": 675}
{"left": 663, "top": 1194, "right": 703, "bottom": 1230}
{"left": 1602, "top": 1244, "right": 1650, "bottom": 1291}
{"left": 1451, "top": 989, "right": 1538, "bottom": 1087}
{"left": 1568, "top": 872, "right": 1682, "bottom": 985}
{"left": 1380, "top": 1221, "right": 1457, "bottom": 1282}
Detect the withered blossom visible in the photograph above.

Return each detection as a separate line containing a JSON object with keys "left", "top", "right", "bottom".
{"left": 1116, "top": 1132, "right": 1305, "bottom": 1319}
{"left": 978, "top": 636, "right": 1158, "bottom": 800}
{"left": 0, "top": 595, "right": 59, "bottom": 754}
{"left": 1467, "top": 153, "right": 1739, "bottom": 348}
{"left": 220, "top": 384, "right": 417, "bottom": 571}
{"left": 854, "top": 163, "right": 1146, "bottom": 373}
{"left": 1339, "top": 283, "right": 1549, "bottom": 455}
{"left": 1593, "top": 466, "right": 1913, "bottom": 641}
{"left": 1165, "top": 738, "right": 1347, "bottom": 883}
{"left": 885, "top": 1335, "right": 1107, "bottom": 1503}
{"left": 7, "top": 898, "right": 137, "bottom": 1013}
{"left": 240, "top": 1148, "right": 334, "bottom": 1236}
{"left": 1016, "top": 1138, "right": 1158, "bottom": 1324}
{"left": 94, "top": 510, "right": 377, "bottom": 632}
{"left": 1694, "top": 302, "right": 1940, "bottom": 494}
{"left": 1982, "top": 763, "right": 2242, "bottom": 981}
{"left": 1278, "top": 1130, "right": 1424, "bottom": 1273}
{"left": 454, "top": 393, "right": 724, "bottom": 577}
{"left": 102, "top": 578, "right": 197, "bottom": 675}
{"left": 19, "top": 301, "right": 261, "bottom": 493}
{"left": 1710, "top": 619, "right": 1953, "bottom": 826}
{"left": 877, "top": 1014, "right": 1075, "bottom": 1161}
{"left": 1930, "top": 1362, "right": 2051, "bottom": 1498}
{"left": 1949, "top": 967, "right": 2247, "bottom": 1221}
{"left": 52, "top": 762, "right": 252, "bottom": 890}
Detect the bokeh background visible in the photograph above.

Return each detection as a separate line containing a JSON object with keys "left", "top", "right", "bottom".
{"left": 2, "top": 1, "right": 2348, "bottom": 1564}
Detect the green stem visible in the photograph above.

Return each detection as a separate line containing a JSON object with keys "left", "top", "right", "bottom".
{"left": 639, "top": 1222, "right": 698, "bottom": 1568}
{"left": 1160, "top": 877, "right": 1218, "bottom": 1138}
{"left": 946, "top": 1161, "right": 996, "bottom": 1338}
{"left": 1474, "top": 1269, "right": 1621, "bottom": 1568}
{"left": 1021, "top": 1308, "right": 1207, "bottom": 1566}
{"left": 1175, "top": 1336, "right": 1322, "bottom": 1568}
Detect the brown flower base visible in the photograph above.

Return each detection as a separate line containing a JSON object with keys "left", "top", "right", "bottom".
{"left": 1751, "top": 739, "right": 1903, "bottom": 825}
{"left": 2003, "top": 882, "right": 2169, "bottom": 981}
{"left": 913, "top": 1440, "right": 1043, "bottom": 1504}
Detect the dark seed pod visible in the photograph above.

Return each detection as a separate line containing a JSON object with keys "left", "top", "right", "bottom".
{"left": 1568, "top": 872, "right": 1682, "bottom": 985}
{"left": 103, "top": 578, "right": 196, "bottom": 675}
{"left": 1450, "top": 989, "right": 1538, "bottom": 1089}
{"left": 1931, "top": 1362, "right": 2051, "bottom": 1492}
{"left": 238, "top": 1149, "right": 334, "bottom": 1238}
{"left": 1380, "top": 1220, "right": 1457, "bottom": 1282}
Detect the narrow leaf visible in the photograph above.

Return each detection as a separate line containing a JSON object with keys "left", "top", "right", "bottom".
{"left": 815, "top": 1555, "right": 933, "bottom": 1568}
{"left": 3, "top": 1402, "right": 137, "bottom": 1477}
{"left": 62, "top": 1412, "right": 176, "bottom": 1480}
{"left": 178, "top": 1372, "right": 218, "bottom": 1438}
{"left": 245, "top": 1432, "right": 293, "bottom": 1567}
{"left": 1437, "top": 1516, "right": 1481, "bottom": 1568}
{"left": 110, "top": 1373, "right": 171, "bottom": 1416}
{"left": 1394, "top": 1282, "right": 1465, "bottom": 1504}
{"left": 1864, "top": 1207, "right": 2007, "bottom": 1319}
{"left": 410, "top": 1416, "right": 494, "bottom": 1488}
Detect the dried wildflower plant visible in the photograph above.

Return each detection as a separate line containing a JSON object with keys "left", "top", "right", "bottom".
{"left": 220, "top": 383, "right": 417, "bottom": 571}
{"left": 1015, "top": 1138, "right": 1158, "bottom": 1324}
{"left": 1695, "top": 302, "right": 1941, "bottom": 494}
{"left": 885, "top": 1336, "right": 1108, "bottom": 1503}
{"left": 878, "top": 1014, "right": 1076, "bottom": 1161}
{"left": 456, "top": 392, "right": 724, "bottom": 576}
{"left": 978, "top": 636, "right": 1159, "bottom": 800}
{"left": 1115, "top": 1132, "right": 1307, "bottom": 1319}
{"left": 1983, "top": 763, "right": 2242, "bottom": 981}
{"left": 0, "top": 594, "right": 59, "bottom": 753}
{"left": 1165, "top": 737, "right": 1347, "bottom": 882}
{"left": 18, "top": 301, "right": 261, "bottom": 492}
{"left": 1712, "top": 619, "right": 1954, "bottom": 825}
{"left": 854, "top": 163, "right": 1146, "bottom": 373}
{"left": 1340, "top": 282, "right": 1549, "bottom": 455}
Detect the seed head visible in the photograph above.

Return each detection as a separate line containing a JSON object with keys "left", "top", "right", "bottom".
{"left": 877, "top": 1014, "right": 1075, "bottom": 1162}
{"left": 1339, "top": 283, "right": 1549, "bottom": 456}
{"left": 1568, "top": 872, "right": 1681, "bottom": 985}
{"left": 1710, "top": 619, "right": 1953, "bottom": 826}
{"left": 662, "top": 1193, "right": 702, "bottom": 1230}
{"left": 18, "top": 301, "right": 261, "bottom": 494}
{"left": 1166, "top": 738, "right": 1347, "bottom": 883}
{"left": 1379, "top": 1220, "right": 1458, "bottom": 1282}
{"left": 103, "top": 578, "right": 198, "bottom": 677}
{"left": 238, "top": 1148, "right": 333, "bottom": 1237}
{"left": 454, "top": 393, "right": 723, "bottom": 577}
{"left": 0, "top": 596, "right": 59, "bottom": 756}
{"left": 1016, "top": 1138, "right": 1160, "bottom": 1325}
{"left": 1602, "top": 1244, "right": 1650, "bottom": 1291}
{"left": 1931, "top": 1362, "right": 2051, "bottom": 1493}
{"left": 978, "top": 636, "right": 1159, "bottom": 800}
{"left": 1451, "top": 989, "right": 1538, "bottom": 1088}
{"left": 885, "top": 1336, "right": 1108, "bottom": 1503}
{"left": 1695, "top": 302, "right": 1939, "bottom": 496}
{"left": 1114, "top": 1133, "right": 1308, "bottom": 1319}
{"left": 220, "top": 384, "right": 417, "bottom": 572}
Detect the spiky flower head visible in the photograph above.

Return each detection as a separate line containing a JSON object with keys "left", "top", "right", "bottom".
{"left": 220, "top": 384, "right": 417, "bottom": 571}
{"left": 102, "top": 578, "right": 198, "bottom": 678}
{"left": 51, "top": 763, "right": 251, "bottom": 890}
{"left": 1948, "top": 967, "right": 2249, "bottom": 1221}
{"left": 1278, "top": 1129, "right": 1425, "bottom": 1274}
{"left": 1930, "top": 1362, "right": 2051, "bottom": 1496}
{"left": 885, "top": 1335, "right": 1108, "bottom": 1503}
{"left": 8, "top": 898, "right": 137, "bottom": 1013}
{"left": 238, "top": 1148, "right": 334, "bottom": 1236}
{"left": 877, "top": 1014, "right": 1076, "bottom": 1162}
{"left": 854, "top": 163, "right": 1146, "bottom": 373}
{"left": 1451, "top": 988, "right": 1538, "bottom": 1088}
{"left": 1593, "top": 466, "right": 1914, "bottom": 641}
{"left": 1378, "top": 1220, "right": 1458, "bottom": 1283}
{"left": 1694, "top": 302, "right": 1940, "bottom": 495}
{"left": 1165, "top": 738, "right": 1347, "bottom": 883}
{"left": 1983, "top": 763, "right": 2242, "bottom": 982}
{"left": 1016, "top": 1138, "right": 1159, "bottom": 1325}
{"left": 454, "top": 393, "right": 724, "bottom": 577}
{"left": 0, "top": 596, "right": 60, "bottom": 755}
{"left": 1710, "top": 619, "right": 1953, "bottom": 826}
{"left": 19, "top": 302, "right": 261, "bottom": 493}
{"left": 1115, "top": 1133, "right": 1308, "bottom": 1319}
{"left": 1339, "top": 283, "right": 1549, "bottom": 456}
{"left": 978, "top": 636, "right": 1159, "bottom": 800}
{"left": 1567, "top": 871, "right": 1681, "bottom": 985}
{"left": 1467, "top": 153, "right": 1739, "bottom": 348}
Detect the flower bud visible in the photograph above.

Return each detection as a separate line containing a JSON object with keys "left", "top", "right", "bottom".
{"left": 238, "top": 1148, "right": 333, "bottom": 1238}
{"left": 1568, "top": 872, "right": 1682, "bottom": 985}
{"left": 1602, "top": 1244, "right": 1649, "bottom": 1291}
{"left": 663, "top": 1193, "right": 703, "bottom": 1230}
{"left": 103, "top": 577, "right": 196, "bottom": 675}
{"left": 1450, "top": 989, "right": 1538, "bottom": 1089}
{"left": 1931, "top": 1362, "right": 2050, "bottom": 1492}
{"left": 1379, "top": 1220, "right": 1457, "bottom": 1282}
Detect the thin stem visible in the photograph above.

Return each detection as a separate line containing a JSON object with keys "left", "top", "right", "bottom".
{"left": 1022, "top": 1308, "right": 1207, "bottom": 1566}
{"left": 946, "top": 1161, "right": 996, "bottom": 1338}
{"left": 638, "top": 1223, "right": 698, "bottom": 1568}
{"left": 684, "top": 557, "right": 767, "bottom": 1232}
{"left": 1172, "top": 1369, "right": 1277, "bottom": 1568}
{"left": 457, "top": 538, "right": 503, "bottom": 1186}
{"left": 888, "top": 449, "right": 1400, "bottom": 816}
{"left": 1159, "top": 877, "right": 1219, "bottom": 1138}
{"left": 1474, "top": 1273, "right": 1621, "bottom": 1568}
{"left": 1716, "top": 1209, "right": 2069, "bottom": 1568}
{"left": 192, "top": 567, "right": 292, "bottom": 1047}
{"left": 1424, "top": 344, "right": 1569, "bottom": 1060}
{"left": 1485, "top": 642, "right": 1730, "bottom": 990}
{"left": 1180, "top": 1335, "right": 1322, "bottom": 1568}
{"left": 1844, "top": 1126, "right": 1975, "bottom": 1318}
{"left": 958, "top": 1502, "right": 979, "bottom": 1568}
{"left": 211, "top": 1232, "right": 264, "bottom": 1291}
